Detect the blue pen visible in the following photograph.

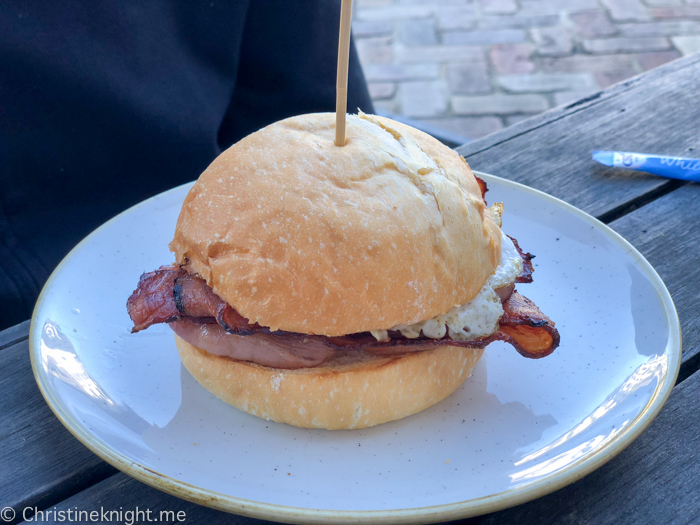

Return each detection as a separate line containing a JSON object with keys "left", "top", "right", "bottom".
{"left": 592, "top": 151, "right": 700, "bottom": 183}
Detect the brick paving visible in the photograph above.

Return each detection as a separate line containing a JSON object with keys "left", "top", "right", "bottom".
{"left": 353, "top": 0, "right": 700, "bottom": 141}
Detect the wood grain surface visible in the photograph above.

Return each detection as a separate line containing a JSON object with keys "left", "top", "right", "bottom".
{"left": 0, "top": 339, "right": 116, "bottom": 524}
{"left": 457, "top": 54, "right": 700, "bottom": 222}
{"left": 0, "top": 320, "right": 29, "bottom": 351}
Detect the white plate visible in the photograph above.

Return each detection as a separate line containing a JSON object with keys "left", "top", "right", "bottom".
{"left": 31, "top": 173, "right": 681, "bottom": 524}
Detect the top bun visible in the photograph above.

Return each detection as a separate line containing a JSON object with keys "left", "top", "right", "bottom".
{"left": 170, "top": 113, "right": 501, "bottom": 336}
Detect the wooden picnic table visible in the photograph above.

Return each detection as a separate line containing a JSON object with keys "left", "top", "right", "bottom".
{"left": 2, "top": 54, "right": 699, "bottom": 525}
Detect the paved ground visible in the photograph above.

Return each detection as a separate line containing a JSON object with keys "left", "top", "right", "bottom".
{"left": 353, "top": 0, "right": 700, "bottom": 141}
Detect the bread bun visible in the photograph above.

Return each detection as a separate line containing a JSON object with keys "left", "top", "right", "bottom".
{"left": 170, "top": 112, "right": 501, "bottom": 336}
{"left": 175, "top": 333, "right": 484, "bottom": 430}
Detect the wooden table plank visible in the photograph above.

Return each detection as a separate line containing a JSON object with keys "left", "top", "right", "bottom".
{"left": 609, "top": 184, "right": 700, "bottom": 370}
{"left": 457, "top": 54, "right": 700, "bottom": 221}
{"left": 466, "top": 364, "right": 700, "bottom": 525}
{"left": 0, "top": 338, "right": 116, "bottom": 523}
{"left": 0, "top": 319, "right": 30, "bottom": 351}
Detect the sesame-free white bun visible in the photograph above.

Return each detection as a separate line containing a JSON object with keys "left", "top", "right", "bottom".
{"left": 170, "top": 112, "right": 501, "bottom": 336}
{"left": 175, "top": 334, "right": 484, "bottom": 430}
{"left": 169, "top": 112, "right": 501, "bottom": 429}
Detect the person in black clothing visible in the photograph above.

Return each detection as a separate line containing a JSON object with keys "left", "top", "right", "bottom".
{"left": 0, "top": 1, "right": 374, "bottom": 330}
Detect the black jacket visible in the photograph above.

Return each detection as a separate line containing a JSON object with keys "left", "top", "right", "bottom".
{"left": 0, "top": 1, "right": 373, "bottom": 329}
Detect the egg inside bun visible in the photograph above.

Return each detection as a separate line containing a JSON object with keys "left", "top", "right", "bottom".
{"left": 127, "top": 112, "right": 559, "bottom": 430}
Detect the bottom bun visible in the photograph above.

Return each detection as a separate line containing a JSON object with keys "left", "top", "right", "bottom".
{"left": 175, "top": 334, "right": 484, "bottom": 430}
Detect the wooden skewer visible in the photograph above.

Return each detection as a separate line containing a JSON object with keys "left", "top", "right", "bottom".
{"left": 335, "top": 0, "right": 353, "bottom": 147}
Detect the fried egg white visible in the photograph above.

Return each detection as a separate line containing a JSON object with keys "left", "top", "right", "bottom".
{"left": 370, "top": 230, "right": 523, "bottom": 342}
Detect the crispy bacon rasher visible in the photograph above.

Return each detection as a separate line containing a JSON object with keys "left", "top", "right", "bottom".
{"left": 127, "top": 257, "right": 559, "bottom": 364}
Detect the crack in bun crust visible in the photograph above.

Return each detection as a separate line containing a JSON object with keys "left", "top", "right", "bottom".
{"left": 169, "top": 113, "right": 501, "bottom": 336}
{"left": 175, "top": 334, "right": 485, "bottom": 430}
